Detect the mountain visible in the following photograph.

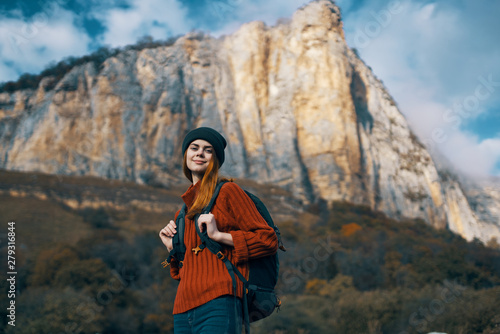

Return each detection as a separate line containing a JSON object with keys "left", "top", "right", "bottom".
{"left": 0, "top": 0, "right": 498, "bottom": 243}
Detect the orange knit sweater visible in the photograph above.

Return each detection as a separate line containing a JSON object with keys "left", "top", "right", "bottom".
{"left": 169, "top": 180, "right": 278, "bottom": 314}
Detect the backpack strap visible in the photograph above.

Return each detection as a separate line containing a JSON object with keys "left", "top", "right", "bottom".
{"left": 192, "top": 181, "right": 251, "bottom": 333}
{"left": 203, "top": 180, "right": 228, "bottom": 214}
{"left": 194, "top": 215, "right": 251, "bottom": 333}
{"left": 164, "top": 204, "right": 187, "bottom": 268}
{"left": 163, "top": 180, "right": 230, "bottom": 267}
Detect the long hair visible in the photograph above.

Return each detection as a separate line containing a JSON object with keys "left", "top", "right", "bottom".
{"left": 183, "top": 151, "right": 231, "bottom": 219}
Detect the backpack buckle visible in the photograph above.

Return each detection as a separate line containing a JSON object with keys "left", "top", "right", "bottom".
{"left": 192, "top": 245, "right": 204, "bottom": 255}
{"left": 216, "top": 251, "right": 226, "bottom": 260}
{"left": 162, "top": 257, "right": 183, "bottom": 268}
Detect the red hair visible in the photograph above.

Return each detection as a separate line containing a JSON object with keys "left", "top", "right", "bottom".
{"left": 183, "top": 151, "right": 231, "bottom": 219}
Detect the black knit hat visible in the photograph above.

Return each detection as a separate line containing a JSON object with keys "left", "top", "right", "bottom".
{"left": 182, "top": 127, "right": 227, "bottom": 167}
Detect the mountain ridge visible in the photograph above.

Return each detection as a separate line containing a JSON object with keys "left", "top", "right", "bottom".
{"left": 0, "top": 0, "right": 498, "bottom": 243}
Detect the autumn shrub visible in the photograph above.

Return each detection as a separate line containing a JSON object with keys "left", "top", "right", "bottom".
{"left": 28, "top": 244, "right": 80, "bottom": 286}
{"left": 80, "top": 207, "right": 113, "bottom": 228}
{"left": 5, "top": 287, "right": 106, "bottom": 334}
{"left": 53, "top": 258, "right": 113, "bottom": 294}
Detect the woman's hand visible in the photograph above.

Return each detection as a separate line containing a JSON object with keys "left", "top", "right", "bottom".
{"left": 197, "top": 213, "right": 218, "bottom": 238}
{"left": 159, "top": 220, "right": 176, "bottom": 252}
{"left": 198, "top": 213, "right": 234, "bottom": 246}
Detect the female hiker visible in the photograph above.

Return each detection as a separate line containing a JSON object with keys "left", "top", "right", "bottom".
{"left": 159, "top": 127, "right": 279, "bottom": 334}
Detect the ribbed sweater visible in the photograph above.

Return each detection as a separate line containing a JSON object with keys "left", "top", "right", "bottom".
{"left": 169, "top": 180, "right": 278, "bottom": 314}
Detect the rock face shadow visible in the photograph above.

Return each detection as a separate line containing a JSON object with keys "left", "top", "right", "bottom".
{"left": 350, "top": 69, "right": 373, "bottom": 133}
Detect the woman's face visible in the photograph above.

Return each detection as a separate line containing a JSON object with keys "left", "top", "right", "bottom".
{"left": 186, "top": 139, "right": 214, "bottom": 179}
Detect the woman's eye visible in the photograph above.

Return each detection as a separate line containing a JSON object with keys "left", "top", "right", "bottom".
{"left": 206, "top": 149, "right": 212, "bottom": 153}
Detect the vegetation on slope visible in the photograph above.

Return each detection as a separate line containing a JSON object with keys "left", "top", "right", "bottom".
{"left": 0, "top": 170, "right": 499, "bottom": 333}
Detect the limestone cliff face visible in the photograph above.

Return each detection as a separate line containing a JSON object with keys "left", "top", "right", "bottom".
{"left": 459, "top": 177, "right": 500, "bottom": 244}
{"left": 0, "top": 0, "right": 498, "bottom": 243}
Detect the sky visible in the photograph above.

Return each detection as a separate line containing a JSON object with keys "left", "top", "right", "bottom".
{"left": 0, "top": 0, "right": 499, "bottom": 179}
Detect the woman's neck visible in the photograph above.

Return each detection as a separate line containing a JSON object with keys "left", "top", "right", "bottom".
{"left": 192, "top": 172, "right": 203, "bottom": 185}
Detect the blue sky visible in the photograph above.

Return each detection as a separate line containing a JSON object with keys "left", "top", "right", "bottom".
{"left": 0, "top": 0, "right": 499, "bottom": 179}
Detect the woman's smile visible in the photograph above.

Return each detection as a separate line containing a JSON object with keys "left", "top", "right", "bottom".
{"left": 185, "top": 139, "right": 214, "bottom": 183}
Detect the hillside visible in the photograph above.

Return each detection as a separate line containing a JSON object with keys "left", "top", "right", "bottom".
{"left": 1, "top": 169, "right": 499, "bottom": 333}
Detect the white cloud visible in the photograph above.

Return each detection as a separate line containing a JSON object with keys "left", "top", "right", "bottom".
{"left": 0, "top": 0, "right": 194, "bottom": 82}
{"left": 0, "top": 5, "right": 91, "bottom": 81}
{"left": 210, "top": 0, "right": 309, "bottom": 37}
{"left": 92, "top": 0, "right": 192, "bottom": 48}
{"left": 0, "top": 61, "right": 19, "bottom": 82}
{"left": 338, "top": 0, "right": 500, "bottom": 177}
{"left": 439, "top": 133, "right": 500, "bottom": 178}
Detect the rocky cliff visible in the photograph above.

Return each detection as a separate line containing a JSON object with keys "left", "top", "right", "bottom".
{"left": 0, "top": 0, "right": 498, "bottom": 243}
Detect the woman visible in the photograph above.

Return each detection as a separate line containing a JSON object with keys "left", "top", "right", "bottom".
{"left": 159, "top": 127, "right": 278, "bottom": 334}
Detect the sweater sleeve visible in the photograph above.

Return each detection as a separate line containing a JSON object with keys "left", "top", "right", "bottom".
{"left": 221, "top": 182, "right": 278, "bottom": 264}
{"left": 169, "top": 260, "right": 180, "bottom": 280}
